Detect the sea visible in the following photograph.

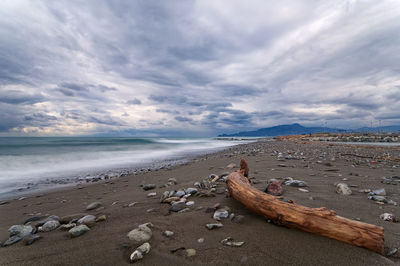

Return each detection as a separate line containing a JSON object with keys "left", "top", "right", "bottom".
{"left": 0, "top": 137, "right": 247, "bottom": 199}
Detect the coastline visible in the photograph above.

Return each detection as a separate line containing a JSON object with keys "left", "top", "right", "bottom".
{"left": 0, "top": 140, "right": 399, "bottom": 265}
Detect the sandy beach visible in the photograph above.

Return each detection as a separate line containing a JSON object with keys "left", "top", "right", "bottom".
{"left": 0, "top": 140, "right": 399, "bottom": 265}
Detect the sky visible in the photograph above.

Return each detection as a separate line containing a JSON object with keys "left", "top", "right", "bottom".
{"left": 0, "top": 0, "right": 399, "bottom": 136}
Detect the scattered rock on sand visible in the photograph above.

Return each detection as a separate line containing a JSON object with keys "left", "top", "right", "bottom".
{"left": 283, "top": 179, "right": 308, "bottom": 187}
{"left": 264, "top": 180, "right": 283, "bottom": 196}
{"left": 221, "top": 237, "right": 245, "bottom": 247}
{"left": 127, "top": 223, "right": 153, "bottom": 243}
{"left": 213, "top": 209, "right": 229, "bottom": 221}
{"left": 174, "top": 190, "right": 185, "bottom": 198}
{"left": 380, "top": 213, "right": 398, "bottom": 222}
{"left": 336, "top": 183, "right": 352, "bottom": 195}
{"left": 86, "top": 202, "right": 102, "bottom": 211}
{"left": 78, "top": 215, "right": 96, "bottom": 227}
{"left": 168, "top": 178, "right": 177, "bottom": 185}
{"left": 60, "top": 213, "right": 86, "bottom": 224}
{"left": 298, "top": 188, "right": 309, "bottom": 193}
{"left": 164, "top": 230, "right": 174, "bottom": 237}
{"left": 41, "top": 220, "right": 60, "bottom": 232}
{"left": 143, "top": 184, "right": 156, "bottom": 191}
{"left": 368, "top": 188, "right": 386, "bottom": 196}
{"left": 205, "top": 223, "right": 223, "bottom": 230}
{"left": 197, "top": 238, "right": 204, "bottom": 243}
{"left": 8, "top": 225, "right": 33, "bottom": 237}
{"left": 169, "top": 202, "right": 186, "bottom": 212}
{"left": 185, "top": 249, "right": 196, "bottom": 257}
{"left": 69, "top": 224, "right": 90, "bottom": 238}
{"left": 368, "top": 195, "right": 386, "bottom": 202}
{"left": 59, "top": 223, "right": 76, "bottom": 230}
{"left": 130, "top": 242, "right": 151, "bottom": 263}
{"left": 185, "top": 188, "right": 198, "bottom": 195}
{"left": 147, "top": 192, "right": 157, "bottom": 197}
{"left": 95, "top": 215, "right": 106, "bottom": 222}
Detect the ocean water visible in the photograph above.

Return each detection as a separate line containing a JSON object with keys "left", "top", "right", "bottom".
{"left": 0, "top": 137, "right": 246, "bottom": 198}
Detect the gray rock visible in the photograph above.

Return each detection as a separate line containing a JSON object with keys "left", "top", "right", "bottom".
{"left": 213, "top": 209, "right": 229, "bottom": 221}
{"left": 168, "top": 178, "right": 177, "bottom": 184}
{"left": 174, "top": 190, "right": 185, "bottom": 198}
{"left": 59, "top": 223, "right": 76, "bottom": 230}
{"left": 147, "top": 192, "right": 157, "bottom": 197}
{"left": 221, "top": 237, "right": 245, "bottom": 247}
{"left": 127, "top": 224, "right": 152, "bottom": 243}
{"left": 368, "top": 195, "right": 387, "bottom": 202}
{"left": 4, "top": 235, "right": 25, "bottom": 246}
{"left": 130, "top": 242, "right": 151, "bottom": 262}
{"left": 185, "top": 248, "right": 196, "bottom": 257}
{"left": 379, "top": 213, "right": 397, "bottom": 222}
{"left": 41, "top": 220, "right": 60, "bottom": 232}
{"left": 78, "top": 215, "right": 96, "bottom": 227}
{"left": 8, "top": 225, "right": 33, "bottom": 237}
{"left": 185, "top": 188, "right": 198, "bottom": 195}
{"left": 24, "top": 235, "right": 42, "bottom": 245}
{"left": 205, "top": 223, "right": 223, "bottom": 230}
{"left": 69, "top": 224, "right": 90, "bottom": 237}
{"left": 169, "top": 202, "right": 186, "bottom": 212}
{"left": 186, "top": 201, "right": 195, "bottom": 207}
{"left": 60, "top": 213, "right": 87, "bottom": 224}
{"left": 23, "top": 216, "right": 43, "bottom": 225}
{"left": 283, "top": 180, "right": 308, "bottom": 187}
{"left": 160, "top": 191, "right": 170, "bottom": 203}
{"left": 336, "top": 183, "right": 352, "bottom": 196}
{"left": 143, "top": 184, "right": 156, "bottom": 191}
{"left": 86, "top": 202, "right": 102, "bottom": 211}
{"left": 368, "top": 188, "right": 386, "bottom": 196}
{"left": 194, "top": 182, "right": 201, "bottom": 188}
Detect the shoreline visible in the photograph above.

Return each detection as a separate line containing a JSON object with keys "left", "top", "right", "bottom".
{"left": 0, "top": 140, "right": 399, "bottom": 265}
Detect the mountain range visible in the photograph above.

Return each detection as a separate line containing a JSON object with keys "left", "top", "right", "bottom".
{"left": 218, "top": 123, "right": 400, "bottom": 137}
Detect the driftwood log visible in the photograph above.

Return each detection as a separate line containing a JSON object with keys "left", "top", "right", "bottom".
{"left": 226, "top": 161, "right": 384, "bottom": 254}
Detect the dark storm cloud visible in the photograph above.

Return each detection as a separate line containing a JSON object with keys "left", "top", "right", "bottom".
{"left": 0, "top": 90, "right": 45, "bottom": 104}
{"left": 0, "top": 0, "right": 399, "bottom": 135}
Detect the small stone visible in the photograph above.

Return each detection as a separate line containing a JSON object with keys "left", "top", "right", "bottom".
{"left": 86, "top": 202, "right": 102, "bottom": 211}
{"left": 143, "top": 184, "right": 156, "bottom": 191}
{"left": 127, "top": 224, "right": 152, "bottom": 243}
{"left": 169, "top": 202, "right": 186, "bottom": 212}
{"left": 130, "top": 242, "right": 151, "bottom": 262}
{"left": 41, "top": 220, "right": 60, "bottom": 232}
{"left": 168, "top": 178, "right": 177, "bottom": 184}
{"left": 0, "top": 201, "right": 9, "bottom": 205}
{"left": 174, "top": 190, "right": 185, "bottom": 198}
{"left": 368, "top": 188, "right": 386, "bottom": 196}
{"left": 213, "top": 209, "right": 229, "bottom": 221}
{"left": 78, "top": 215, "right": 96, "bottom": 227}
{"left": 178, "top": 208, "right": 190, "bottom": 213}
{"left": 59, "top": 223, "right": 76, "bottom": 230}
{"left": 164, "top": 230, "right": 174, "bottom": 237}
{"left": 147, "top": 192, "right": 157, "bottom": 197}
{"left": 185, "top": 188, "right": 198, "bottom": 195}
{"left": 197, "top": 238, "right": 204, "bottom": 243}
{"left": 24, "top": 235, "right": 42, "bottom": 245}
{"left": 379, "top": 213, "right": 398, "bottom": 222}
{"left": 185, "top": 248, "right": 196, "bottom": 257}
{"left": 160, "top": 191, "right": 170, "bottom": 203}
{"left": 336, "top": 183, "right": 352, "bottom": 195}
{"left": 264, "top": 180, "right": 283, "bottom": 196}
{"left": 232, "top": 215, "right": 245, "bottom": 223}
{"left": 205, "top": 223, "right": 223, "bottom": 230}
{"left": 163, "top": 197, "right": 180, "bottom": 203}
{"left": 221, "top": 237, "right": 245, "bottom": 247}
{"left": 128, "top": 202, "right": 138, "bottom": 207}
{"left": 298, "top": 188, "right": 309, "bottom": 193}
{"left": 8, "top": 225, "right": 33, "bottom": 237}
{"left": 96, "top": 215, "right": 107, "bottom": 222}
{"left": 283, "top": 180, "right": 308, "bottom": 187}
{"left": 4, "top": 235, "right": 25, "bottom": 246}
{"left": 60, "top": 213, "right": 86, "bottom": 224}
{"left": 368, "top": 195, "right": 386, "bottom": 202}
{"left": 69, "top": 224, "right": 90, "bottom": 237}
{"left": 23, "top": 216, "right": 43, "bottom": 225}
{"left": 386, "top": 247, "right": 398, "bottom": 257}
{"left": 186, "top": 201, "right": 195, "bottom": 207}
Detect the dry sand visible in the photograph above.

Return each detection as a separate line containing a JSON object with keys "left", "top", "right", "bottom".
{"left": 0, "top": 140, "right": 399, "bottom": 265}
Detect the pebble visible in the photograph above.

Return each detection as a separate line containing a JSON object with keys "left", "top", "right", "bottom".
{"left": 130, "top": 242, "right": 151, "bottom": 262}
{"left": 160, "top": 191, "right": 170, "bottom": 203}
{"left": 143, "top": 184, "right": 156, "bottom": 191}
{"left": 283, "top": 180, "right": 308, "bottom": 187}
{"left": 185, "top": 249, "right": 196, "bottom": 257}
{"left": 232, "top": 215, "right": 245, "bottom": 223}
{"left": 24, "top": 235, "right": 42, "bottom": 245}
{"left": 213, "top": 209, "right": 229, "bottom": 221}
{"left": 368, "top": 188, "right": 386, "bottom": 196}
{"left": 86, "top": 202, "right": 102, "bottom": 211}
{"left": 60, "top": 213, "right": 86, "bottom": 224}
{"left": 0, "top": 201, "right": 9, "bottom": 205}
{"left": 264, "top": 180, "right": 283, "bottom": 196}
{"left": 336, "top": 183, "right": 352, "bottom": 196}
{"left": 387, "top": 247, "right": 398, "bottom": 257}
{"left": 185, "top": 188, "right": 198, "bottom": 195}
{"left": 221, "top": 237, "right": 245, "bottom": 247}
{"left": 298, "top": 188, "right": 309, "bottom": 193}
{"left": 8, "top": 225, "right": 33, "bottom": 237}
{"left": 147, "top": 192, "right": 157, "bottom": 197}
{"left": 178, "top": 208, "right": 191, "bottom": 213}
{"left": 163, "top": 197, "right": 180, "bottom": 203}
{"left": 186, "top": 201, "right": 195, "bottom": 206}
{"left": 379, "top": 213, "right": 398, "bottom": 222}
{"left": 205, "top": 223, "right": 223, "bottom": 230}
{"left": 168, "top": 178, "right": 177, "bottom": 184}
{"left": 197, "top": 238, "right": 204, "bottom": 243}
{"left": 368, "top": 195, "right": 386, "bottom": 202}
{"left": 23, "top": 216, "right": 43, "bottom": 225}
{"left": 164, "top": 230, "right": 174, "bottom": 237}
{"left": 128, "top": 202, "right": 138, "bottom": 207}
{"left": 95, "top": 215, "right": 107, "bottom": 222}
{"left": 78, "top": 215, "right": 96, "bottom": 227}
{"left": 41, "top": 220, "right": 60, "bottom": 232}
{"left": 127, "top": 223, "right": 153, "bottom": 243}
{"left": 59, "top": 223, "right": 76, "bottom": 230}
{"left": 175, "top": 190, "right": 185, "bottom": 198}
{"left": 169, "top": 202, "right": 186, "bottom": 212}
{"left": 69, "top": 225, "right": 90, "bottom": 237}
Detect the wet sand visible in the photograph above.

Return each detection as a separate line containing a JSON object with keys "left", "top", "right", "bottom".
{"left": 0, "top": 140, "right": 399, "bottom": 265}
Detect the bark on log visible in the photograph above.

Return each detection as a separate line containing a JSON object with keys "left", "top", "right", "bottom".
{"left": 226, "top": 171, "right": 384, "bottom": 254}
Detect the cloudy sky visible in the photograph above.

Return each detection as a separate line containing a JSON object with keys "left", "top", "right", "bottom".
{"left": 0, "top": 0, "right": 399, "bottom": 136}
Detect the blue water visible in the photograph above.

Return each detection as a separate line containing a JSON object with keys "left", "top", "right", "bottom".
{"left": 0, "top": 137, "right": 245, "bottom": 198}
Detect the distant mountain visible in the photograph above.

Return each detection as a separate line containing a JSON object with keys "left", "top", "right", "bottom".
{"left": 218, "top": 123, "right": 400, "bottom": 137}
